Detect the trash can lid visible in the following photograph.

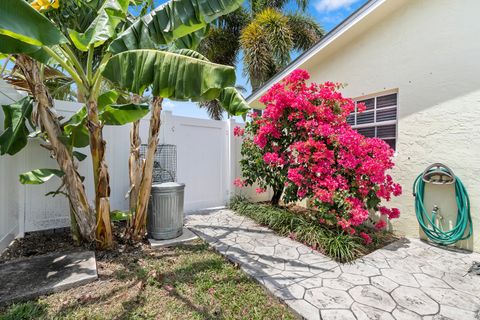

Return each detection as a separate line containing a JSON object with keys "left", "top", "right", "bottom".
{"left": 151, "top": 182, "right": 185, "bottom": 192}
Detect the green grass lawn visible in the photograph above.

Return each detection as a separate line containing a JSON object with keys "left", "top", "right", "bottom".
{"left": 0, "top": 241, "right": 295, "bottom": 320}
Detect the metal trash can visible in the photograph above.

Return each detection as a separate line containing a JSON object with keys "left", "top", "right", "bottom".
{"left": 147, "top": 182, "right": 185, "bottom": 240}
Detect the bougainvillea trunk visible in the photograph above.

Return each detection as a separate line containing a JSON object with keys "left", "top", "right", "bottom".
{"left": 131, "top": 97, "right": 163, "bottom": 241}
{"left": 16, "top": 55, "right": 95, "bottom": 242}
{"left": 271, "top": 188, "right": 283, "bottom": 206}
{"left": 86, "top": 99, "right": 112, "bottom": 249}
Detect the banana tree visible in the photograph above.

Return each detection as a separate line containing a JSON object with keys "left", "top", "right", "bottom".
{"left": 102, "top": 48, "right": 249, "bottom": 239}
{"left": 0, "top": 0, "right": 247, "bottom": 247}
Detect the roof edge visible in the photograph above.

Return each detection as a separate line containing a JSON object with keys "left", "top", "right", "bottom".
{"left": 246, "top": 0, "right": 385, "bottom": 105}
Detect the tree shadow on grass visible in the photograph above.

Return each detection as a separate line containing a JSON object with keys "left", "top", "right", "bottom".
{"left": 113, "top": 244, "right": 231, "bottom": 319}
{"left": 52, "top": 243, "right": 230, "bottom": 319}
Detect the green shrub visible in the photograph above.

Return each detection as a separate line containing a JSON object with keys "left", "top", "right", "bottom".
{"left": 230, "top": 197, "right": 390, "bottom": 263}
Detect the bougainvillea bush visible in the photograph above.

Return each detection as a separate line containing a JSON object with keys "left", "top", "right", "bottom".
{"left": 235, "top": 70, "right": 402, "bottom": 243}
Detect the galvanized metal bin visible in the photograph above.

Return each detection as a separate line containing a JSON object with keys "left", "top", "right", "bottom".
{"left": 147, "top": 182, "right": 185, "bottom": 240}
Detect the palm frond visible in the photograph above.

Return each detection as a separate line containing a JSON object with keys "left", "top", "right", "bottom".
{"left": 197, "top": 27, "right": 240, "bottom": 66}
{"left": 197, "top": 9, "right": 248, "bottom": 66}
{"left": 293, "top": 0, "right": 309, "bottom": 11}
{"left": 255, "top": 8, "right": 293, "bottom": 67}
{"left": 199, "top": 84, "right": 247, "bottom": 120}
{"left": 287, "top": 13, "right": 324, "bottom": 51}
{"left": 199, "top": 100, "right": 225, "bottom": 120}
{"left": 240, "top": 21, "right": 277, "bottom": 90}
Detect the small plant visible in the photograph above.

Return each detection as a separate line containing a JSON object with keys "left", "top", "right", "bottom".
{"left": 235, "top": 70, "right": 402, "bottom": 241}
{"left": 0, "top": 301, "right": 47, "bottom": 320}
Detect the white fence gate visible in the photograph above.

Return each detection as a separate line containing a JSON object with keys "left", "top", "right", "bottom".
{"left": 0, "top": 81, "right": 266, "bottom": 251}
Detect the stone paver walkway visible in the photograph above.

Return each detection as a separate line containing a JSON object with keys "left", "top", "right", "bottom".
{"left": 186, "top": 209, "right": 480, "bottom": 320}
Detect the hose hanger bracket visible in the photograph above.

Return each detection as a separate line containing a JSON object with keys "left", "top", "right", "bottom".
{"left": 413, "top": 163, "right": 472, "bottom": 245}
{"left": 422, "top": 163, "right": 455, "bottom": 185}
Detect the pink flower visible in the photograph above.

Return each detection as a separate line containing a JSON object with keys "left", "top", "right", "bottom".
{"left": 233, "top": 126, "right": 245, "bottom": 137}
{"left": 337, "top": 218, "right": 351, "bottom": 230}
{"left": 375, "top": 219, "right": 387, "bottom": 230}
{"left": 263, "top": 152, "right": 284, "bottom": 165}
{"left": 359, "top": 232, "right": 372, "bottom": 245}
{"left": 233, "top": 178, "right": 246, "bottom": 188}
{"left": 378, "top": 206, "right": 401, "bottom": 219}
{"left": 389, "top": 208, "right": 400, "bottom": 219}
{"left": 255, "top": 188, "right": 266, "bottom": 194}
{"left": 393, "top": 183, "right": 402, "bottom": 196}
{"left": 287, "top": 168, "right": 304, "bottom": 186}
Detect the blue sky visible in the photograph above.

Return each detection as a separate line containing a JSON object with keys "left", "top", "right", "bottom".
{"left": 155, "top": 0, "right": 369, "bottom": 119}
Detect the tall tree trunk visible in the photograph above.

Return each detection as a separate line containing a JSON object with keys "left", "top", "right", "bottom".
{"left": 131, "top": 97, "right": 163, "bottom": 241}
{"left": 16, "top": 55, "right": 95, "bottom": 242}
{"left": 86, "top": 99, "right": 112, "bottom": 249}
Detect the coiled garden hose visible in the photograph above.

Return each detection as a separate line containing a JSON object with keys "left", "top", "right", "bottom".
{"left": 413, "top": 166, "right": 472, "bottom": 245}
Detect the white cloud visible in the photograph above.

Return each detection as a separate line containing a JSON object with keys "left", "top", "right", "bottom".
{"left": 315, "top": 0, "right": 359, "bottom": 12}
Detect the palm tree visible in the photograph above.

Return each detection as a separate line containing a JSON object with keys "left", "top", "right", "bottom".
{"left": 197, "top": 0, "right": 324, "bottom": 119}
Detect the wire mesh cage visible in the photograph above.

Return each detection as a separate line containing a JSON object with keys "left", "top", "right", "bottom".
{"left": 140, "top": 144, "right": 177, "bottom": 183}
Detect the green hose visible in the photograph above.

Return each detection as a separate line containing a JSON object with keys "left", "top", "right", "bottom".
{"left": 413, "top": 168, "right": 472, "bottom": 245}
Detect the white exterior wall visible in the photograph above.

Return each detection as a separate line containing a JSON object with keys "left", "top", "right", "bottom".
{"left": 253, "top": 0, "right": 480, "bottom": 250}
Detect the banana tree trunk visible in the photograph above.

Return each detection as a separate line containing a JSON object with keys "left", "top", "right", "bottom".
{"left": 129, "top": 120, "right": 142, "bottom": 211}
{"left": 131, "top": 96, "right": 163, "bottom": 241}
{"left": 86, "top": 99, "right": 113, "bottom": 249}
{"left": 69, "top": 202, "right": 81, "bottom": 246}
{"left": 16, "top": 55, "right": 95, "bottom": 242}
{"left": 128, "top": 96, "right": 143, "bottom": 218}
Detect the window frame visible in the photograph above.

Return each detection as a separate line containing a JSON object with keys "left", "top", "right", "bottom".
{"left": 349, "top": 89, "right": 399, "bottom": 150}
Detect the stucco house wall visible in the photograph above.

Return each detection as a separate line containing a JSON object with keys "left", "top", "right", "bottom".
{"left": 249, "top": 0, "right": 480, "bottom": 250}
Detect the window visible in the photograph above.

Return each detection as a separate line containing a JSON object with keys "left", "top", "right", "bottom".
{"left": 347, "top": 92, "right": 398, "bottom": 150}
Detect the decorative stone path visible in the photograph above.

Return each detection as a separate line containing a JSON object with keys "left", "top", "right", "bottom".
{"left": 186, "top": 209, "right": 480, "bottom": 320}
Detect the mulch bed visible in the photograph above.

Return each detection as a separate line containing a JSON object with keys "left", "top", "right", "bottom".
{"left": 0, "top": 223, "right": 150, "bottom": 264}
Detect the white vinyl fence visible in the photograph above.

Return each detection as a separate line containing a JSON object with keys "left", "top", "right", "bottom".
{"left": 0, "top": 81, "right": 264, "bottom": 251}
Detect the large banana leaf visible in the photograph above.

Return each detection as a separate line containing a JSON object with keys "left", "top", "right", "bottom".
{"left": 19, "top": 168, "right": 64, "bottom": 185}
{"left": 217, "top": 87, "right": 249, "bottom": 117}
{"left": 63, "top": 107, "right": 89, "bottom": 148}
{"left": 102, "top": 49, "right": 236, "bottom": 100}
{"left": 0, "top": 35, "right": 42, "bottom": 55}
{"left": 171, "top": 49, "right": 249, "bottom": 116}
{"left": 97, "top": 90, "right": 120, "bottom": 112}
{"left": 0, "top": 36, "right": 63, "bottom": 69}
{"left": 63, "top": 91, "right": 148, "bottom": 147}
{"left": 69, "top": 0, "right": 130, "bottom": 51}
{"left": 97, "top": 90, "right": 149, "bottom": 125}
{"left": 172, "top": 27, "right": 209, "bottom": 50}
{"left": 108, "top": 0, "right": 244, "bottom": 54}
{"left": 100, "top": 103, "right": 149, "bottom": 125}
{"left": 0, "top": 97, "right": 33, "bottom": 155}
{"left": 0, "top": 0, "right": 66, "bottom": 51}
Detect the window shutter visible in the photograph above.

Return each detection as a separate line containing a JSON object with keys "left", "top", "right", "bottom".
{"left": 349, "top": 92, "right": 398, "bottom": 149}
